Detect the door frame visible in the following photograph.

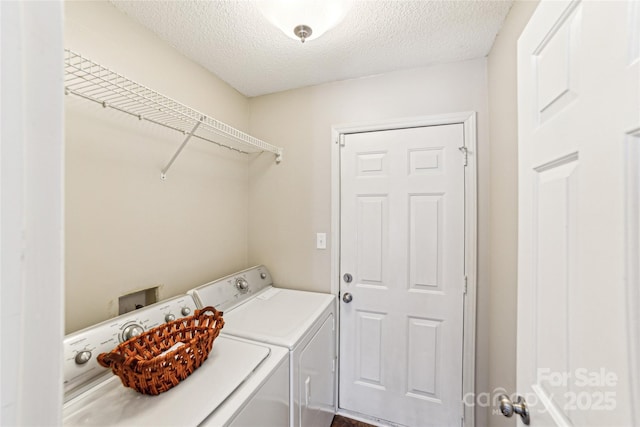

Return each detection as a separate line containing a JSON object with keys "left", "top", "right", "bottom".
{"left": 626, "top": 127, "right": 640, "bottom": 425}
{"left": 1, "top": 1, "right": 65, "bottom": 424}
{"left": 330, "top": 111, "right": 477, "bottom": 426}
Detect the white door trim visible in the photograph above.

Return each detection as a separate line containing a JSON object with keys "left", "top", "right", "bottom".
{"left": 330, "top": 111, "right": 477, "bottom": 427}
{"left": 1, "top": 1, "right": 65, "bottom": 424}
{"left": 626, "top": 126, "right": 640, "bottom": 425}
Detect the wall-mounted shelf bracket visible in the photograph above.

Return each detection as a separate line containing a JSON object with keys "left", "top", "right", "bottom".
{"left": 160, "top": 118, "right": 203, "bottom": 180}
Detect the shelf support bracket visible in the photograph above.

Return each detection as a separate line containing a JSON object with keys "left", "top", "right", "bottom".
{"left": 161, "top": 119, "right": 203, "bottom": 180}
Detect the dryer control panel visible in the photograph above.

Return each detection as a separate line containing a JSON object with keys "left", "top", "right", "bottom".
{"left": 62, "top": 294, "right": 197, "bottom": 401}
{"left": 188, "top": 265, "right": 273, "bottom": 312}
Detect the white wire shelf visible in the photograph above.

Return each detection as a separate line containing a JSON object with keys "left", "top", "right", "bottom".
{"left": 64, "top": 49, "right": 283, "bottom": 179}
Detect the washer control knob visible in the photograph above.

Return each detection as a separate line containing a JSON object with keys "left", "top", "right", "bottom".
{"left": 235, "top": 278, "right": 249, "bottom": 293}
{"left": 75, "top": 350, "right": 92, "bottom": 365}
{"left": 181, "top": 307, "right": 191, "bottom": 316}
{"left": 260, "top": 273, "right": 267, "bottom": 280}
{"left": 165, "top": 313, "right": 176, "bottom": 322}
{"left": 122, "top": 324, "right": 144, "bottom": 341}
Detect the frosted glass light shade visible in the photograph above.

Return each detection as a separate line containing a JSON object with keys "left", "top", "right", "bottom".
{"left": 257, "top": 0, "right": 351, "bottom": 42}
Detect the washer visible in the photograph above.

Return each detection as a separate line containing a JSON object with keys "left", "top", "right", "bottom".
{"left": 189, "top": 265, "right": 337, "bottom": 427}
{"left": 63, "top": 295, "right": 289, "bottom": 427}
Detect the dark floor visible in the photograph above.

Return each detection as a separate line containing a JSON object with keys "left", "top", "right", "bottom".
{"left": 331, "top": 415, "right": 376, "bottom": 427}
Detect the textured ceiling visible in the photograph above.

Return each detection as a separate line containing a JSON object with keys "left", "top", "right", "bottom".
{"left": 111, "top": 0, "right": 513, "bottom": 97}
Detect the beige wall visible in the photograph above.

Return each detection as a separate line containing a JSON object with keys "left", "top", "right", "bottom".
{"left": 64, "top": 2, "right": 539, "bottom": 423}
{"left": 65, "top": 1, "right": 252, "bottom": 333}
{"left": 247, "top": 59, "right": 491, "bottom": 421}
{"left": 486, "top": 1, "right": 538, "bottom": 426}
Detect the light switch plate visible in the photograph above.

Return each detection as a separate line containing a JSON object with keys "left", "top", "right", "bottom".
{"left": 316, "top": 233, "right": 327, "bottom": 249}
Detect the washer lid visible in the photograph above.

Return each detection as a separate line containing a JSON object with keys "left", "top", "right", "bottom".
{"left": 63, "top": 336, "right": 270, "bottom": 427}
{"left": 222, "top": 288, "right": 335, "bottom": 349}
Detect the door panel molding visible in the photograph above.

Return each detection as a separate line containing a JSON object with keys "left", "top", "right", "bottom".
{"left": 331, "top": 111, "right": 477, "bottom": 426}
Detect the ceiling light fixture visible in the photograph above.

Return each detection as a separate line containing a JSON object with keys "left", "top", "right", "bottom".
{"left": 257, "top": 0, "right": 351, "bottom": 44}
{"left": 293, "top": 25, "right": 312, "bottom": 43}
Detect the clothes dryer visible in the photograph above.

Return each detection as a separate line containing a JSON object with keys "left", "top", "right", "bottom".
{"left": 190, "top": 265, "right": 336, "bottom": 427}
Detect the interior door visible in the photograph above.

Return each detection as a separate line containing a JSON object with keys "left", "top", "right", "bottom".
{"left": 515, "top": 0, "right": 638, "bottom": 425}
{"left": 339, "top": 124, "right": 466, "bottom": 426}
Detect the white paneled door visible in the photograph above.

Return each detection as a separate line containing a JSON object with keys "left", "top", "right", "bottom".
{"left": 339, "top": 125, "right": 466, "bottom": 426}
{"left": 515, "top": 0, "right": 638, "bottom": 426}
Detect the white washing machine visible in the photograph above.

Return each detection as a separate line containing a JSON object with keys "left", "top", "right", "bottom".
{"left": 189, "top": 265, "right": 337, "bottom": 427}
{"left": 63, "top": 294, "right": 289, "bottom": 426}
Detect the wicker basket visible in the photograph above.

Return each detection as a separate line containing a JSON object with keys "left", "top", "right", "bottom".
{"left": 97, "top": 306, "right": 224, "bottom": 395}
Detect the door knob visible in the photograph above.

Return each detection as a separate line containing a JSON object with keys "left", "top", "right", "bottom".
{"left": 342, "top": 292, "right": 353, "bottom": 303}
{"left": 498, "top": 394, "right": 530, "bottom": 425}
{"left": 343, "top": 273, "right": 353, "bottom": 283}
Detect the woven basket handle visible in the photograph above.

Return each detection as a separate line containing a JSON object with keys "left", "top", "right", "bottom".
{"left": 195, "top": 306, "right": 219, "bottom": 316}
{"left": 97, "top": 352, "right": 126, "bottom": 367}
{"left": 195, "top": 306, "right": 224, "bottom": 329}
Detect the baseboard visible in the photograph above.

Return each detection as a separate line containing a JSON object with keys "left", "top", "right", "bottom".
{"left": 335, "top": 409, "right": 405, "bottom": 427}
